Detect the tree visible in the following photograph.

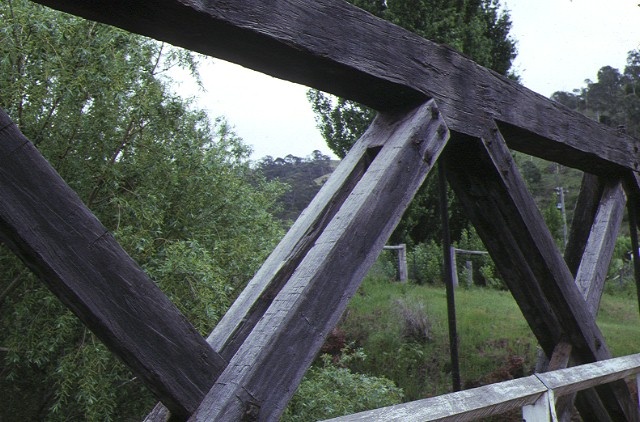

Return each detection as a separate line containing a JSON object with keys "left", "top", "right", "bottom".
{"left": 551, "top": 50, "right": 640, "bottom": 138}
{"left": 256, "top": 151, "right": 336, "bottom": 222}
{"left": 0, "top": 1, "right": 285, "bottom": 419}
{"left": 309, "top": 0, "right": 517, "bottom": 246}
{"left": 309, "top": 0, "right": 517, "bottom": 159}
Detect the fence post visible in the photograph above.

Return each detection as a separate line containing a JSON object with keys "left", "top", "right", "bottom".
{"left": 383, "top": 244, "right": 408, "bottom": 282}
{"left": 522, "top": 390, "right": 555, "bottom": 421}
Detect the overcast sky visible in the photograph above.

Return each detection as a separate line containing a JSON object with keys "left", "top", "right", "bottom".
{"left": 177, "top": 0, "right": 640, "bottom": 161}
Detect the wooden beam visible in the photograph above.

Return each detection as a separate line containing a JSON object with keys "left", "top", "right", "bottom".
{"left": 563, "top": 174, "right": 605, "bottom": 277}
{"left": 442, "top": 126, "right": 637, "bottom": 420}
{"left": 145, "top": 95, "right": 427, "bottom": 421}
{"left": 325, "top": 354, "right": 640, "bottom": 421}
{"left": 575, "top": 180, "right": 626, "bottom": 315}
{"left": 546, "top": 179, "right": 626, "bottom": 421}
{"left": 188, "top": 100, "right": 449, "bottom": 421}
{"left": 0, "top": 109, "right": 225, "bottom": 420}
{"left": 29, "top": 0, "right": 640, "bottom": 176}
{"left": 325, "top": 376, "right": 547, "bottom": 421}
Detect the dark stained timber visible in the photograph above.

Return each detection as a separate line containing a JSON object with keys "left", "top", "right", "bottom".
{"left": 11, "top": 0, "right": 640, "bottom": 419}
{"left": 188, "top": 100, "right": 450, "bottom": 421}
{"left": 30, "top": 0, "right": 640, "bottom": 176}
{"left": 0, "top": 109, "right": 225, "bottom": 420}
{"left": 443, "top": 126, "right": 638, "bottom": 421}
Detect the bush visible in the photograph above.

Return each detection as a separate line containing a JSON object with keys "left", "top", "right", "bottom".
{"left": 408, "top": 240, "right": 443, "bottom": 284}
{"left": 395, "top": 299, "right": 432, "bottom": 343}
{"left": 282, "top": 350, "right": 403, "bottom": 421}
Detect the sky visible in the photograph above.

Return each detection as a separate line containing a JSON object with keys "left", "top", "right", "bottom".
{"left": 176, "top": 0, "right": 640, "bottom": 161}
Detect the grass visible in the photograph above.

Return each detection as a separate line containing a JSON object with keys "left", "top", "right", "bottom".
{"left": 335, "top": 275, "right": 640, "bottom": 402}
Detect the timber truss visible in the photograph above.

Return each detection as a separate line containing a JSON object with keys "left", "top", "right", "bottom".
{"left": 2, "top": 0, "right": 640, "bottom": 420}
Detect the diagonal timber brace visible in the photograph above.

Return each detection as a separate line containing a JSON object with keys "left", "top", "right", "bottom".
{"left": 443, "top": 125, "right": 639, "bottom": 421}
{"left": 183, "top": 100, "right": 450, "bottom": 421}
{"left": 0, "top": 109, "right": 225, "bottom": 420}
{"left": 546, "top": 176, "right": 626, "bottom": 422}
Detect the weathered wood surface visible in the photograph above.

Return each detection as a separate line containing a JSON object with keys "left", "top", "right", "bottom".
{"left": 539, "top": 354, "right": 640, "bottom": 397}
{"left": 325, "top": 354, "right": 640, "bottom": 422}
{"left": 575, "top": 180, "right": 626, "bottom": 315}
{"left": 207, "top": 127, "right": 385, "bottom": 360}
{"left": 188, "top": 100, "right": 450, "bottom": 421}
{"left": 563, "top": 174, "right": 605, "bottom": 276}
{"left": 144, "top": 95, "right": 428, "bottom": 421}
{"left": 30, "top": 0, "right": 640, "bottom": 176}
{"left": 0, "top": 109, "right": 225, "bottom": 420}
{"left": 144, "top": 99, "right": 392, "bottom": 421}
{"left": 443, "top": 126, "right": 637, "bottom": 420}
{"left": 544, "top": 178, "right": 626, "bottom": 421}
{"left": 326, "top": 376, "right": 546, "bottom": 422}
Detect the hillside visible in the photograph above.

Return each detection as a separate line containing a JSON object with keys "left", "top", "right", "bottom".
{"left": 255, "top": 151, "right": 339, "bottom": 222}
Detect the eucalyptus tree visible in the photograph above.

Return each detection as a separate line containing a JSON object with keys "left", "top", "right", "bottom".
{"left": 0, "top": 1, "right": 284, "bottom": 419}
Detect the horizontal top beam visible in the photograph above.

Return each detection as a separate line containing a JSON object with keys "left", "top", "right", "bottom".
{"left": 31, "top": 0, "right": 640, "bottom": 175}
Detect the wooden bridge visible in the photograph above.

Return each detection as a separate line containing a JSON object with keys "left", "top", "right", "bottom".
{"left": 2, "top": 0, "right": 640, "bottom": 420}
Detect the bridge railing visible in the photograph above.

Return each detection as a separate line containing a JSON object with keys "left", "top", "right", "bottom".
{"left": 324, "top": 353, "right": 640, "bottom": 421}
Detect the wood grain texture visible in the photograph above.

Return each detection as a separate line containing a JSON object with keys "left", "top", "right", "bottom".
{"left": 30, "top": 0, "right": 640, "bottom": 176}
{"left": 537, "top": 177, "right": 625, "bottom": 422}
{"left": 575, "top": 180, "right": 626, "bottom": 314}
{"left": 144, "top": 112, "right": 385, "bottom": 422}
{"left": 325, "top": 354, "right": 640, "bottom": 421}
{"left": 563, "top": 174, "right": 605, "bottom": 276}
{"left": 0, "top": 109, "right": 225, "bottom": 420}
{"left": 443, "top": 126, "right": 637, "bottom": 421}
{"left": 188, "top": 100, "right": 450, "bottom": 421}
{"left": 324, "top": 376, "right": 547, "bottom": 421}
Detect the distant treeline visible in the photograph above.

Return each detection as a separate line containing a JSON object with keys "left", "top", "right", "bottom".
{"left": 255, "top": 151, "right": 338, "bottom": 222}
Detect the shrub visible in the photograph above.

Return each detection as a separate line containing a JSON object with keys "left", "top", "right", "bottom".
{"left": 395, "top": 299, "right": 432, "bottom": 343}
{"left": 282, "top": 349, "right": 403, "bottom": 421}
{"left": 408, "top": 240, "right": 443, "bottom": 284}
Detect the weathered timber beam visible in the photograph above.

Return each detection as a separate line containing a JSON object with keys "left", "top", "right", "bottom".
{"left": 29, "top": 0, "right": 640, "bottom": 175}
{"left": 0, "top": 109, "right": 225, "bottom": 420}
{"left": 144, "top": 80, "right": 409, "bottom": 422}
{"left": 325, "top": 375, "right": 548, "bottom": 421}
{"left": 323, "top": 353, "right": 640, "bottom": 422}
{"left": 548, "top": 178, "right": 626, "bottom": 422}
{"left": 442, "top": 126, "right": 637, "bottom": 421}
{"left": 186, "top": 100, "right": 449, "bottom": 421}
{"left": 563, "top": 174, "right": 605, "bottom": 276}
{"left": 574, "top": 180, "right": 626, "bottom": 315}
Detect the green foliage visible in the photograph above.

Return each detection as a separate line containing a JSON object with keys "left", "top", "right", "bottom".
{"left": 283, "top": 349, "right": 403, "bottom": 421}
{"left": 551, "top": 49, "right": 640, "bottom": 138}
{"left": 604, "top": 235, "right": 637, "bottom": 298}
{"left": 542, "top": 198, "right": 564, "bottom": 249}
{"left": 408, "top": 240, "right": 443, "bottom": 284}
{"left": 456, "top": 227, "right": 503, "bottom": 289}
{"left": 340, "top": 278, "right": 538, "bottom": 399}
{"left": 0, "top": 1, "right": 285, "bottom": 419}
{"left": 255, "top": 150, "right": 337, "bottom": 223}
{"left": 337, "top": 275, "right": 640, "bottom": 402}
{"left": 309, "top": 0, "right": 517, "bottom": 160}
{"left": 308, "top": 1, "right": 516, "bottom": 248}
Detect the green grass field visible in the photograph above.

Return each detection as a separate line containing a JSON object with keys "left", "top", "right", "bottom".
{"left": 336, "top": 275, "right": 640, "bottom": 401}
